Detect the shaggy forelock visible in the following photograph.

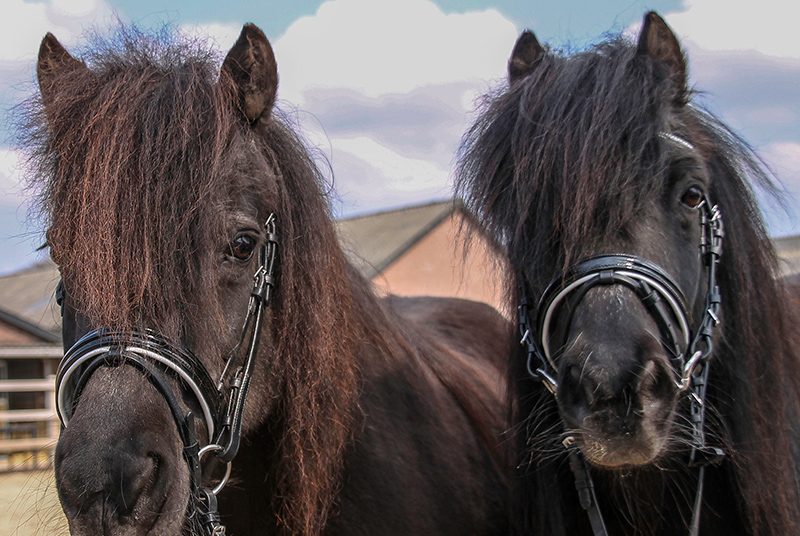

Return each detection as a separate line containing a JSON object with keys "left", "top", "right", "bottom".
{"left": 456, "top": 37, "right": 688, "bottom": 293}
{"left": 20, "top": 26, "right": 361, "bottom": 535}
{"left": 23, "top": 27, "right": 249, "bottom": 337}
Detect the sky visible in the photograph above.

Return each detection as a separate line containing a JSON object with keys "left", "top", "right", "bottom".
{"left": 0, "top": 0, "right": 798, "bottom": 275}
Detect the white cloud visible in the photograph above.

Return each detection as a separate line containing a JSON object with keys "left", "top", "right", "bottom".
{"left": 662, "top": 0, "right": 800, "bottom": 59}
{"left": 0, "top": 0, "right": 116, "bottom": 274}
{"left": 272, "top": 0, "right": 518, "bottom": 103}
{"left": 0, "top": 149, "right": 26, "bottom": 202}
{"left": 0, "top": 1, "right": 50, "bottom": 61}
{"left": 324, "top": 135, "right": 452, "bottom": 215}
{"left": 218, "top": 0, "right": 519, "bottom": 215}
{"left": 0, "top": 0, "right": 522, "bottom": 267}
{"left": 334, "top": 136, "right": 448, "bottom": 190}
{"left": 50, "top": 0, "right": 105, "bottom": 18}
{"left": 0, "top": 0, "right": 115, "bottom": 62}
{"left": 639, "top": 3, "right": 800, "bottom": 236}
{"left": 180, "top": 22, "right": 242, "bottom": 52}
{"left": 746, "top": 107, "right": 799, "bottom": 127}
{"left": 755, "top": 142, "right": 800, "bottom": 236}
{"left": 763, "top": 142, "right": 800, "bottom": 190}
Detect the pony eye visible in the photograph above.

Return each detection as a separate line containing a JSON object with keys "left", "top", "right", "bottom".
{"left": 228, "top": 236, "right": 257, "bottom": 261}
{"left": 680, "top": 186, "right": 705, "bottom": 209}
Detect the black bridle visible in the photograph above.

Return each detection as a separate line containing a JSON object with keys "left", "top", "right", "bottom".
{"left": 518, "top": 181, "right": 725, "bottom": 535}
{"left": 54, "top": 215, "right": 279, "bottom": 536}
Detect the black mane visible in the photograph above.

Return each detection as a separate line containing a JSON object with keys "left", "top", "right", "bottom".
{"left": 456, "top": 30, "right": 800, "bottom": 535}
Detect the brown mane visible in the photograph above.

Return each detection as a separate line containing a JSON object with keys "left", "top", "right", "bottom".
{"left": 21, "top": 25, "right": 509, "bottom": 536}
{"left": 20, "top": 26, "right": 363, "bottom": 535}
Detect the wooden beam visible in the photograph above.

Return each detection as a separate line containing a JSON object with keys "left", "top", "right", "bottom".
{"left": 0, "top": 437, "right": 55, "bottom": 454}
{"left": 0, "top": 409, "right": 57, "bottom": 422}
{"left": 0, "top": 379, "right": 55, "bottom": 392}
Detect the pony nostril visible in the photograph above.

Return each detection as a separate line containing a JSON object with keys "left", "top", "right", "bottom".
{"left": 634, "top": 358, "right": 675, "bottom": 399}
{"left": 633, "top": 360, "right": 656, "bottom": 394}
{"left": 56, "top": 445, "right": 161, "bottom": 522}
{"left": 560, "top": 364, "right": 594, "bottom": 418}
{"left": 113, "top": 452, "right": 160, "bottom": 519}
{"left": 569, "top": 364, "right": 582, "bottom": 384}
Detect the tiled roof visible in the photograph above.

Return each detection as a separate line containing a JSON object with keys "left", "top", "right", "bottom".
{"left": 0, "top": 259, "right": 61, "bottom": 337}
{"left": 774, "top": 234, "right": 800, "bottom": 277}
{"left": 3, "top": 201, "right": 799, "bottom": 337}
{"left": 336, "top": 200, "right": 456, "bottom": 279}
{"left": 0, "top": 201, "right": 461, "bottom": 334}
{"left": 0, "top": 306, "right": 60, "bottom": 343}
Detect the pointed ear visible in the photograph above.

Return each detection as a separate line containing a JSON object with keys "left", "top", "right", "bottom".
{"left": 38, "top": 33, "right": 86, "bottom": 106}
{"left": 637, "top": 11, "right": 687, "bottom": 97}
{"left": 221, "top": 24, "right": 279, "bottom": 124}
{"left": 508, "top": 30, "right": 544, "bottom": 84}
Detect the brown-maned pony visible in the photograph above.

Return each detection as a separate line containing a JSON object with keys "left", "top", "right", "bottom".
{"left": 21, "top": 23, "right": 511, "bottom": 536}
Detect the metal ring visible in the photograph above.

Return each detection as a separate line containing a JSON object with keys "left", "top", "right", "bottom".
{"left": 198, "top": 444, "right": 232, "bottom": 495}
{"left": 677, "top": 350, "right": 704, "bottom": 392}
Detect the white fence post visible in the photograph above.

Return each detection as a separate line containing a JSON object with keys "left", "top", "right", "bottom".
{"left": 0, "top": 377, "right": 59, "bottom": 470}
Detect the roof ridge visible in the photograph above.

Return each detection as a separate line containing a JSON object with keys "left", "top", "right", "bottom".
{"left": 337, "top": 198, "right": 453, "bottom": 223}
{"left": 0, "top": 305, "right": 60, "bottom": 343}
{"left": 0, "top": 259, "right": 56, "bottom": 279}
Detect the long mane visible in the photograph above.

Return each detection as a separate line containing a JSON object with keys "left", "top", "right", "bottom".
{"left": 22, "top": 26, "right": 508, "bottom": 536}
{"left": 456, "top": 34, "right": 800, "bottom": 534}
{"left": 19, "top": 27, "right": 362, "bottom": 535}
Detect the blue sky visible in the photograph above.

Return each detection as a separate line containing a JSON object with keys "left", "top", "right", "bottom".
{"left": 1, "top": 0, "right": 798, "bottom": 275}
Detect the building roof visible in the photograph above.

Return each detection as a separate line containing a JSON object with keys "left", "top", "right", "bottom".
{"left": 2, "top": 201, "right": 799, "bottom": 337}
{"left": 0, "top": 306, "right": 60, "bottom": 343}
{"left": 0, "top": 260, "right": 61, "bottom": 337}
{"left": 0, "top": 201, "right": 463, "bottom": 335}
{"left": 774, "top": 234, "right": 800, "bottom": 277}
{"left": 336, "top": 200, "right": 456, "bottom": 279}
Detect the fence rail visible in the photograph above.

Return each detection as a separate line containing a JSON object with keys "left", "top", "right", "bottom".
{"left": 0, "top": 375, "right": 58, "bottom": 470}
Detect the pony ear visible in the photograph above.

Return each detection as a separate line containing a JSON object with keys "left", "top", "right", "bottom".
{"left": 637, "top": 11, "right": 687, "bottom": 97}
{"left": 221, "top": 24, "right": 279, "bottom": 124}
{"left": 508, "top": 30, "right": 544, "bottom": 83}
{"left": 37, "top": 33, "right": 86, "bottom": 106}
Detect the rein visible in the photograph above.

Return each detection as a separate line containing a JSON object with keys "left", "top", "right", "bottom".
{"left": 54, "top": 215, "right": 279, "bottom": 536}
{"left": 517, "top": 145, "right": 725, "bottom": 534}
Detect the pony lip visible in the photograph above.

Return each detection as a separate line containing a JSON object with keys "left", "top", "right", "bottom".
{"left": 456, "top": 9, "right": 800, "bottom": 536}
{"left": 568, "top": 433, "right": 664, "bottom": 470}
{"left": 30, "top": 22, "right": 512, "bottom": 536}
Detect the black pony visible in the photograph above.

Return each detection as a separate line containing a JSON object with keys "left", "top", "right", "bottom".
{"left": 456, "top": 11, "right": 800, "bottom": 536}
{"left": 22, "top": 24, "right": 511, "bottom": 535}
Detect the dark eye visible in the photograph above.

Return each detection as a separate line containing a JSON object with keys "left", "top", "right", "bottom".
{"left": 680, "top": 186, "right": 705, "bottom": 209}
{"left": 228, "top": 235, "right": 257, "bottom": 261}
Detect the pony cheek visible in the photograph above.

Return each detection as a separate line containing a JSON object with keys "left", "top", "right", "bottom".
{"left": 239, "top": 310, "right": 281, "bottom": 434}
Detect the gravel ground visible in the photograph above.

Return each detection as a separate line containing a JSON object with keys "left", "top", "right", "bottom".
{"left": 0, "top": 470, "right": 67, "bottom": 536}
